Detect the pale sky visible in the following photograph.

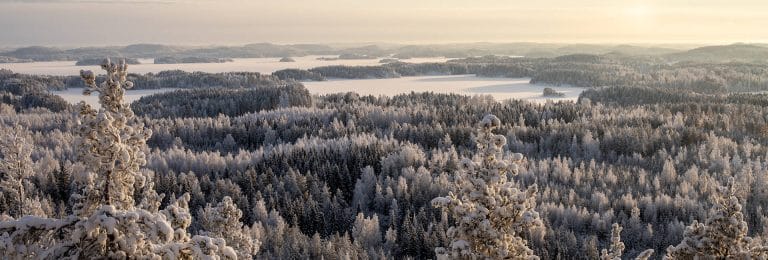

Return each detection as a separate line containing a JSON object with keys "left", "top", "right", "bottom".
{"left": 0, "top": 0, "right": 767, "bottom": 47}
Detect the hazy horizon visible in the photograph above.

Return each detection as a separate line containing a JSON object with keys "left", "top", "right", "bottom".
{"left": 1, "top": 0, "right": 767, "bottom": 47}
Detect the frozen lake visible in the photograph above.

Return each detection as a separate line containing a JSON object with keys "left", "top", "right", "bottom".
{"left": 1, "top": 56, "right": 449, "bottom": 76}
{"left": 51, "top": 88, "right": 178, "bottom": 107}
{"left": 304, "top": 75, "right": 583, "bottom": 103}
{"left": 15, "top": 56, "right": 579, "bottom": 105}
{"left": 53, "top": 75, "right": 583, "bottom": 107}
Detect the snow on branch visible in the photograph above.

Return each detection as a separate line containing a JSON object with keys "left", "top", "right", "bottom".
{"left": 432, "top": 114, "right": 543, "bottom": 259}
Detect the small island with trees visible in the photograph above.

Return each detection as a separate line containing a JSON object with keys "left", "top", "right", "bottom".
{"left": 154, "top": 56, "right": 233, "bottom": 64}
{"left": 76, "top": 57, "right": 140, "bottom": 66}
{"left": 542, "top": 87, "right": 566, "bottom": 97}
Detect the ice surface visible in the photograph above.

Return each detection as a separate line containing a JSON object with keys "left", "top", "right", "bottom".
{"left": 51, "top": 88, "right": 178, "bottom": 107}
{"left": 52, "top": 75, "right": 582, "bottom": 107}
{"left": 304, "top": 75, "right": 583, "bottom": 103}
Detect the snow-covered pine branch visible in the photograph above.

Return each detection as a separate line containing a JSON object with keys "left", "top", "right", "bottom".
{"left": 0, "top": 126, "right": 34, "bottom": 218}
{"left": 600, "top": 223, "right": 654, "bottom": 260}
{"left": 74, "top": 58, "right": 149, "bottom": 213}
{"left": 198, "top": 196, "right": 263, "bottom": 259}
{"left": 432, "top": 114, "right": 543, "bottom": 259}
{"left": 0, "top": 59, "right": 245, "bottom": 259}
{"left": 664, "top": 178, "right": 768, "bottom": 259}
{"left": 600, "top": 223, "right": 626, "bottom": 260}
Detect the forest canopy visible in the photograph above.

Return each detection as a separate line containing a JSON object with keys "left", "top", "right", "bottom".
{"left": 1, "top": 52, "right": 768, "bottom": 258}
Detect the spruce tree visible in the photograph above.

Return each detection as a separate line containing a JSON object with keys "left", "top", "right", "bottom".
{"left": 432, "top": 114, "right": 543, "bottom": 259}
{"left": 0, "top": 59, "right": 250, "bottom": 259}
{"left": 665, "top": 178, "right": 768, "bottom": 259}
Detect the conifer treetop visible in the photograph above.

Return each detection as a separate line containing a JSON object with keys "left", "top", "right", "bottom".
{"left": 433, "top": 114, "right": 543, "bottom": 259}
{"left": 664, "top": 178, "right": 768, "bottom": 259}
{"left": 75, "top": 58, "right": 151, "bottom": 212}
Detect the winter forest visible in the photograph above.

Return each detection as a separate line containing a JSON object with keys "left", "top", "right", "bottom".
{"left": 10, "top": 0, "right": 768, "bottom": 258}
{"left": 2, "top": 40, "right": 768, "bottom": 259}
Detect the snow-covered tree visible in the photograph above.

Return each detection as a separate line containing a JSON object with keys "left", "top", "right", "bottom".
{"left": 198, "top": 196, "right": 262, "bottom": 259}
{"left": 664, "top": 178, "right": 768, "bottom": 259}
{"left": 600, "top": 223, "right": 654, "bottom": 260}
{"left": 0, "top": 126, "right": 34, "bottom": 218}
{"left": 601, "top": 223, "right": 626, "bottom": 260}
{"left": 71, "top": 59, "right": 151, "bottom": 214}
{"left": 351, "top": 212, "right": 382, "bottom": 252}
{"left": 432, "top": 114, "right": 543, "bottom": 259}
{"left": 0, "top": 59, "right": 239, "bottom": 259}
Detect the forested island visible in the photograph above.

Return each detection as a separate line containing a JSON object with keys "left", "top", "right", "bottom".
{"left": 271, "top": 53, "right": 768, "bottom": 94}
{"left": 542, "top": 87, "right": 565, "bottom": 97}
{"left": 0, "top": 56, "right": 33, "bottom": 63}
{"left": 154, "top": 56, "right": 234, "bottom": 64}
{"left": 2, "top": 50, "right": 768, "bottom": 258}
{"left": 75, "top": 57, "right": 140, "bottom": 66}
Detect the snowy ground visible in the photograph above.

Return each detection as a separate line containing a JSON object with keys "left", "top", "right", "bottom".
{"left": 1, "top": 56, "right": 449, "bottom": 76}
{"left": 304, "top": 75, "right": 583, "bottom": 103}
{"left": 51, "top": 88, "right": 178, "bottom": 107}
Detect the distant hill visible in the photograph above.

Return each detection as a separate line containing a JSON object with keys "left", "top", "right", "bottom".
{"left": 2, "top": 46, "right": 69, "bottom": 61}
{"left": 665, "top": 44, "right": 768, "bottom": 62}
{"left": 0, "top": 43, "right": 335, "bottom": 61}
{"left": 609, "top": 45, "right": 680, "bottom": 56}
{"left": 3, "top": 42, "right": 767, "bottom": 63}
{"left": 123, "top": 44, "right": 186, "bottom": 58}
{"left": 0, "top": 56, "right": 34, "bottom": 63}
{"left": 553, "top": 54, "right": 605, "bottom": 63}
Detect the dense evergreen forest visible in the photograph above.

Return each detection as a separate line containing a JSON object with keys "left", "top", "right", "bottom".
{"left": 281, "top": 54, "right": 768, "bottom": 93}
{"left": 1, "top": 55, "right": 768, "bottom": 259}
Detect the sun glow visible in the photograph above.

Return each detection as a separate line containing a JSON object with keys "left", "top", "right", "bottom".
{"left": 626, "top": 4, "right": 652, "bottom": 19}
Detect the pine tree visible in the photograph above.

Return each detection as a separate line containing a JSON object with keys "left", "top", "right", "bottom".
{"left": 600, "top": 223, "right": 626, "bottom": 260}
{"left": 0, "top": 126, "right": 34, "bottom": 218}
{"left": 71, "top": 59, "right": 151, "bottom": 214}
{"left": 664, "top": 178, "right": 768, "bottom": 259}
{"left": 432, "top": 114, "right": 543, "bottom": 259}
{"left": 600, "top": 223, "right": 654, "bottom": 260}
{"left": 351, "top": 212, "right": 382, "bottom": 253}
{"left": 0, "top": 59, "right": 239, "bottom": 259}
{"left": 55, "top": 161, "right": 71, "bottom": 205}
{"left": 198, "top": 196, "right": 263, "bottom": 259}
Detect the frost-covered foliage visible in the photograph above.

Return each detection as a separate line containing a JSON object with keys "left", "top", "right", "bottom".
{"left": 352, "top": 212, "right": 382, "bottom": 255}
{"left": 0, "top": 126, "right": 34, "bottom": 218}
{"left": 0, "top": 59, "right": 245, "bottom": 259}
{"left": 600, "top": 223, "right": 626, "bottom": 260}
{"left": 7, "top": 57, "right": 768, "bottom": 258}
{"left": 73, "top": 58, "right": 149, "bottom": 215}
{"left": 432, "top": 114, "right": 543, "bottom": 259}
{"left": 599, "top": 223, "right": 655, "bottom": 260}
{"left": 664, "top": 178, "right": 768, "bottom": 259}
{"left": 198, "top": 196, "right": 263, "bottom": 259}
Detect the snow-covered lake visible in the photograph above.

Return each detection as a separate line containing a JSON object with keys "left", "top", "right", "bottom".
{"left": 304, "top": 75, "right": 583, "bottom": 103}
{"left": 15, "top": 56, "right": 580, "bottom": 105}
{"left": 51, "top": 88, "right": 178, "bottom": 107}
{"left": 52, "top": 75, "right": 582, "bottom": 107}
{"left": 1, "top": 56, "right": 449, "bottom": 76}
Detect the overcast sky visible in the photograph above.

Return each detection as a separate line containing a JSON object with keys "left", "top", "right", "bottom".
{"left": 1, "top": 0, "right": 767, "bottom": 47}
